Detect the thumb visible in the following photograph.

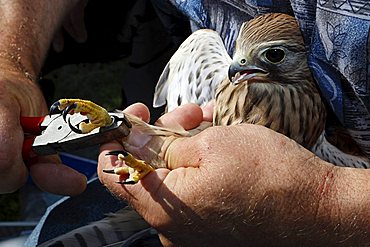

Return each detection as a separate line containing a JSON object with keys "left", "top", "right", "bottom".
{"left": 162, "top": 135, "right": 203, "bottom": 170}
{"left": 157, "top": 104, "right": 208, "bottom": 170}
{"left": 29, "top": 154, "right": 87, "bottom": 196}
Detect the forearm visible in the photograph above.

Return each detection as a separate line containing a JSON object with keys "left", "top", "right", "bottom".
{"left": 314, "top": 165, "right": 370, "bottom": 245}
{"left": 0, "top": 0, "right": 80, "bottom": 116}
{"left": 0, "top": 0, "right": 79, "bottom": 78}
{"left": 161, "top": 125, "right": 370, "bottom": 246}
{"left": 233, "top": 145, "right": 370, "bottom": 246}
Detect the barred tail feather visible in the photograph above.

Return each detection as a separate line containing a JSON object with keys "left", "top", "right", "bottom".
{"left": 38, "top": 207, "right": 153, "bottom": 247}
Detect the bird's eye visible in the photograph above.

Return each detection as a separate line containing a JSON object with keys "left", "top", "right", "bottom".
{"left": 264, "top": 48, "right": 285, "bottom": 63}
{"left": 240, "top": 58, "right": 247, "bottom": 65}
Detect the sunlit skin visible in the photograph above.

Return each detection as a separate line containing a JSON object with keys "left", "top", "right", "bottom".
{"left": 2, "top": 2, "right": 370, "bottom": 246}
{"left": 0, "top": 0, "right": 86, "bottom": 195}
{"left": 99, "top": 103, "right": 370, "bottom": 246}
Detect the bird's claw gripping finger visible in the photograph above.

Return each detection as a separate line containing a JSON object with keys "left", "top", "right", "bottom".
{"left": 103, "top": 150, "right": 154, "bottom": 184}
{"left": 50, "top": 99, "right": 112, "bottom": 134}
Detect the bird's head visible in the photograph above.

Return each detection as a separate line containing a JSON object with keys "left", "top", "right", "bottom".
{"left": 229, "top": 13, "right": 310, "bottom": 85}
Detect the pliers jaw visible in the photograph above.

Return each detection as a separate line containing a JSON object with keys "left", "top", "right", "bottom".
{"left": 49, "top": 101, "right": 85, "bottom": 134}
{"left": 26, "top": 98, "right": 154, "bottom": 184}
{"left": 32, "top": 112, "right": 131, "bottom": 156}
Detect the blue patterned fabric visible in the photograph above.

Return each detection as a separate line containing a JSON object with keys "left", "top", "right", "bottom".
{"left": 169, "top": 0, "right": 370, "bottom": 156}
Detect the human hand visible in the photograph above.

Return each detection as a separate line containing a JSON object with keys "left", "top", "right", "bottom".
{"left": 99, "top": 103, "right": 370, "bottom": 246}
{"left": 0, "top": 71, "right": 86, "bottom": 195}
{"left": 0, "top": 0, "right": 93, "bottom": 195}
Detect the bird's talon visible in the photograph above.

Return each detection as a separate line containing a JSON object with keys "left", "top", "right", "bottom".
{"left": 49, "top": 99, "right": 112, "bottom": 134}
{"left": 63, "top": 103, "right": 78, "bottom": 122}
{"left": 49, "top": 101, "right": 63, "bottom": 116}
{"left": 105, "top": 150, "right": 154, "bottom": 183}
{"left": 116, "top": 180, "right": 137, "bottom": 185}
{"left": 102, "top": 166, "right": 130, "bottom": 175}
{"left": 103, "top": 169, "right": 116, "bottom": 174}
{"left": 67, "top": 117, "right": 83, "bottom": 134}
{"left": 106, "top": 150, "right": 129, "bottom": 157}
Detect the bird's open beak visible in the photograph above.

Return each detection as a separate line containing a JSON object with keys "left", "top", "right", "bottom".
{"left": 228, "top": 62, "right": 267, "bottom": 84}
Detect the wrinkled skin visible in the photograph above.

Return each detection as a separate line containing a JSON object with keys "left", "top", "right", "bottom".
{"left": 0, "top": 70, "right": 86, "bottom": 194}
{"left": 99, "top": 103, "right": 370, "bottom": 246}
{"left": 0, "top": 0, "right": 87, "bottom": 194}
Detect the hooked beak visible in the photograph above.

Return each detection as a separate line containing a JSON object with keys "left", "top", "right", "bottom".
{"left": 228, "top": 62, "right": 267, "bottom": 84}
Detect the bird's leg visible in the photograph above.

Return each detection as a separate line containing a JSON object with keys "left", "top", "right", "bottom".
{"left": 104, "top": 150, "right": 154, "bottom": 184}
{"left": 49, "top": 99, "right": 112, "bottom": 133}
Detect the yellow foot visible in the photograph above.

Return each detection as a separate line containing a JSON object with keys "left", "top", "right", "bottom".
{"left": 49, "top": 99, "right": 112, "bottom": 133}
{"left": 103, "top": 150, "right": 154, "bottom": 184}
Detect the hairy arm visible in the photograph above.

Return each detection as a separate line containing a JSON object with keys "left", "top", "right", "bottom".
{"left": 0, "top": 0, "right": 80, "bottom": 77}
{"left": 0, "top": 0, "right": 86, "bottom": 194}
{"left": 99, "top": 103, "right": 370, "bottom": 246}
